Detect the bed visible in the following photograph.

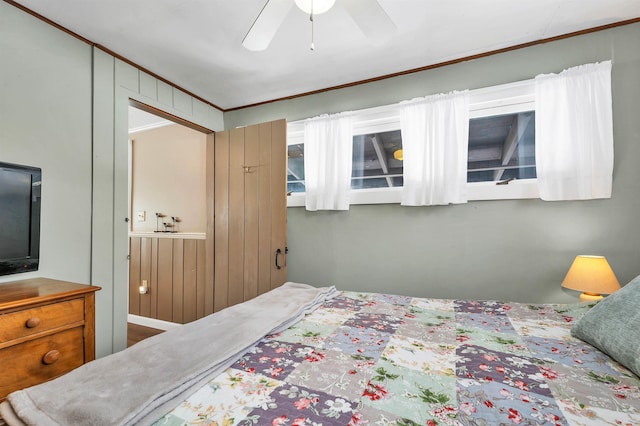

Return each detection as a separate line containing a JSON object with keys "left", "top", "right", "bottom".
{"left": 1, "top": 281, "right": 639, "bottom": 425}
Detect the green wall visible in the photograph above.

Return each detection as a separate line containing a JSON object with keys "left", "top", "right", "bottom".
{"left": 225, "top": 23, "right": 640, "bottom": 303}
{"left": 0, "top": 5, "right": 93, "bottom": 292}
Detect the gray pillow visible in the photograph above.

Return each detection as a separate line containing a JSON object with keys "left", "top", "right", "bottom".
{"left": 571, "top": 274, "right": 640, "bottom": 377}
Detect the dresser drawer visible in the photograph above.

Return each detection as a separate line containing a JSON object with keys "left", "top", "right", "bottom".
{"left": 0, "top": 327, "right": 84, "bottom": 399}
{"left": 0, "top": 298, "right": 84, "bottom": 344}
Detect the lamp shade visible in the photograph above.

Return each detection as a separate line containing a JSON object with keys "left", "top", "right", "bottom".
{"left": 561, "top": 255, "right": 620, "bottom": 301}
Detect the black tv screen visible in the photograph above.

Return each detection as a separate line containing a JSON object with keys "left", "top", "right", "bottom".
{"left": 0, "top": 162, "right": 41, "bottom": 276}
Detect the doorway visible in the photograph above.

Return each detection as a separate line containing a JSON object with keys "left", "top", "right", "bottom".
{"left": 126, "top": 107, "right": 288, "bottom": 339}
{"left": 127, "top": 105, "right": 209, "bottom": 331}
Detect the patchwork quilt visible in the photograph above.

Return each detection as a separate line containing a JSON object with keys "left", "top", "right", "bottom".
{"left": 154, "top": 291, "right": 640, "bottom": 425}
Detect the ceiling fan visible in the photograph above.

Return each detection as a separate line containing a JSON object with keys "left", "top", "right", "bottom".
{"left": 242, "top": 0, "right": 396, "bottom": 51}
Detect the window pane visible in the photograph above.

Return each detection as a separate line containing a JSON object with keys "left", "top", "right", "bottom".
{"left": 287, "top": 143, "right": 305, "bottom": 193}
{"left": 467, "top": 111, "right": 536, "bottom": 183}
{"left": 351, "top": 130, "right": 403, "bottom": 189}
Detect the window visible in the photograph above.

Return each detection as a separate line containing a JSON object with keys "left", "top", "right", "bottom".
{"left": 287, "top": 79, "right": 538, "bottom": 206}
{"left": 287, "top": 143, "right": 305, "bottom": 194}
{"left": 467, "top": 111, "right": 536, "bottom": 183}
{"left": 287, "top": 130, "right": 404, "bottom": 195}
{"left": 351, "top": 130, "right": 403, "bottom": 190}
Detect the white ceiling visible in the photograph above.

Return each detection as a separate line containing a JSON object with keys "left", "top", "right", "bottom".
{"left": 12, "top": 0, "right": 640, "bottom": 110}
{"left": 128, "top": 107, "right": 173, "bottom": 133}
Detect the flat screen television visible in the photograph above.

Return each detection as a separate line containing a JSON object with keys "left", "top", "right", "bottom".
{"left": 0, "top": 162, "right": 42, "bottom": 276}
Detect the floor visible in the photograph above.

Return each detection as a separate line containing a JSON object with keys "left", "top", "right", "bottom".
{"left": 127, "top": 322, "right": 164, "bottom": 347}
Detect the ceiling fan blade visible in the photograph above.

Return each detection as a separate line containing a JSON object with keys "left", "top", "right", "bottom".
{"left": 342, "top": 0, "right": 396, "bottom": 45}
{"left": 243, "top": 0, "right": 295, "bottom": 51}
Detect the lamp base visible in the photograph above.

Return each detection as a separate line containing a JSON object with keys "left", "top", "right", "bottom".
{"left": 579, "top": 292, "right": 603, "bottom": 302}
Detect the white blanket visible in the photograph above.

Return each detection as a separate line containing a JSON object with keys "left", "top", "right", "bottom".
{"left": 0, "top": 282, "right": 338, "bottom": 426}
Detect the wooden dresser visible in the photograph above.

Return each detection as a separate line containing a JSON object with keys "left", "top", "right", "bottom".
{"left": 0, "top": 278, "right": 101, "bottom": 402}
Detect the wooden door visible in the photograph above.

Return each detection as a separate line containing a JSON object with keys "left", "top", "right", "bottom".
{"left": 211, "top": 119, "right": 287, "bottom": 312}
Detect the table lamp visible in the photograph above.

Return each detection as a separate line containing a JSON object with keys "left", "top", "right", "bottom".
{"left": 561, "top": 255, "right": 621, "bottom": 302}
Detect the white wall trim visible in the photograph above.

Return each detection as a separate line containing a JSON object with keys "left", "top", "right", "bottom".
{"left": 128, "top": 314, "right": 181, "bottom": 331}
{"left": 128, "top": 120, "right": 174, "bottom": 134}
{"left": 467, "top": 179, "right": 539, "bottom": 200}
{"left": 287, "top": 179, "right": 538, "bottom": 207}
{"left": 128, "top": 231, "right": 206, "bottom": 239}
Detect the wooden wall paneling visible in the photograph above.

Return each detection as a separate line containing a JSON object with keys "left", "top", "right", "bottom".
{"left": 270, "top": 119, "right": 287, "bottom": 289}
{"left": 228, "top": 127, "right": 246, "bottom": 307}
{"left": 196, "top": 239, "right": 206, "bottom": 318}
{"left": 172, "top": 238, "right": 184, "bottom": 323}
{"left": 214, "top": 130, "right": 230, "bottom": 312}
{"left": 140, "top": 237, "right": 152, "bottom": 318}
{"left": 150, "top": 237, "right": 159, "bottom": 318}
{"left": 156, "top": 238, "right": 174, "bottom": 322}
{"left": 205, "top": 132, "right": 215, "bottom": 316}
{"left": 258, "top": 122, "right": 273, "bottom": 296}
{"left": 183, "top": 239, "right": 198, "bottom": 323}
{"left": 128, "top": 237, "right": 141, "bottom": 316}
{"left": 129, "top": 236, "right": 209, "bottom": 323}
{"left": 244, "top": 124, "right": 260, "bottom": 301}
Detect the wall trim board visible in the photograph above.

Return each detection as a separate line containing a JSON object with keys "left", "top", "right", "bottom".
{"left": 3, "top": 0, "right": 224, "bottom": 113}
{"left": 129, "top": 232, "right": 206, "bottom": 240}
{"left": 129, "top": 99, "right": 214, "bottom": 134}
{"left": 91, "top": 48, "right": 116, "bottom": 357}
{"left": 127, "top": 314, "right": 180, "bottom": 331}
{"left": 224, "top": 17, "right": 640, "bottom": 111}
{"left": 4, "top": 0, "right": 639, "bottom": 112}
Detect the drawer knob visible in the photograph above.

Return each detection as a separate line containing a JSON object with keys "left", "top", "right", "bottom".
{"left": 26, "top": 317, "right": 41, "bottom": 328}
{"left": 42, "top": 350, "right": 61, "bottom": 365}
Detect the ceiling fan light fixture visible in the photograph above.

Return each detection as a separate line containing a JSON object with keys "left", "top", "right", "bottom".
{"left": 294, "top": 0, "right": 336, "bottom": 15}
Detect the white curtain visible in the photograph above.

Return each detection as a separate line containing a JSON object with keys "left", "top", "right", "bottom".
{"left": 303, "top": 113, "right": 353, "bottom": 211}
{"left": 535, "top": 61, "right": 613, "bottom": 200}
{"left": 399, "top": 90, "right": 470, "bottom": 206}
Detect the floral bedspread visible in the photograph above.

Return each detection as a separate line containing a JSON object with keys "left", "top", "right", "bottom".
{"left": 153, "top": 291, "right": 640, "bottom": 425}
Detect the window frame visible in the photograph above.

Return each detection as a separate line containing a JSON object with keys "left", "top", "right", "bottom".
{"left": 287, "top": 79, "right": 538, "bottom": 207}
